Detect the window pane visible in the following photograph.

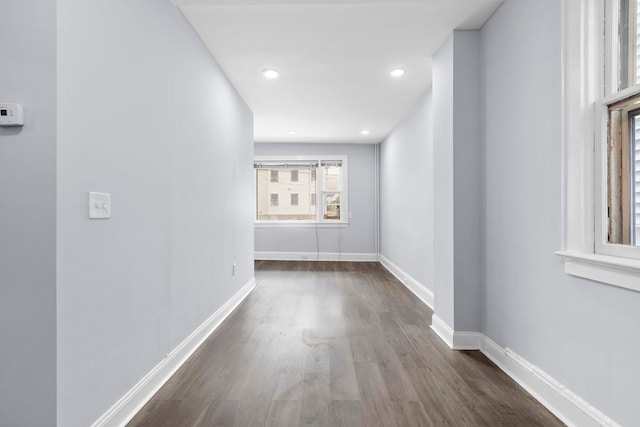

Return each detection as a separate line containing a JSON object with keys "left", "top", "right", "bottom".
{"left": 256, "top": 165, "right": 317, "bottom": 220}
{"left": 618, "top": 0, "right": 640, "bottom": 90}
{"left": 606, "top": 96, "right": 640, "bottom": 245}
{"left": 323, "top": 165, "right": 342, "bottom": 191}
{"left": 323, "top": 193, "right": 341, "bottom": 220}
{"left": 634, "top": 115, "right": 640, "bottom": 244}
{"left": 607, "top": 2, "right": 640, "bottom": 247}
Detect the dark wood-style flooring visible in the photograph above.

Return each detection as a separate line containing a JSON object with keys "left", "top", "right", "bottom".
{"left": 128, "top": 261, "right": 563, "bottom": 426}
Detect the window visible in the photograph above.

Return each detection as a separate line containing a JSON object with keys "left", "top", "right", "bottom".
{"left": 321, "top": 161, "right": 343, "bottom": 220}
{"left": 254, "top": 156, "right": 348, "bottom": 225}
{"left": 606, "top": 96, "right": 640, "bottom": 246}
{"left": 616, "top": 0, "right": 640, "bottom": 91}
{"left": 597, "top": 0, "right": 640, "bottom": 256}
{"left": 559, "top": 0, "right": 640, "bottom": 292}
{"left": 324, "top": 194, "right": 340, "bottom": 219}
{"left": 634, "top": 115, "right": 640, "bottom": 242}
{"left": 604, "top": 0, "right": 640, "bottom": 247}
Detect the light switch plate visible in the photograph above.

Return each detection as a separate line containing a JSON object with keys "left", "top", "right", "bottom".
{"left": 89, "top": 192, "right": 111, "bottom": 219}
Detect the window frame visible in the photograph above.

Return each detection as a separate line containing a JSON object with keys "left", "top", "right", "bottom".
{"left": 597, "top": 89, "right": 640, "bottom": 251}
{"left": 254, "top": 155, "right": 349, "bottom": 228}
{"left": 558, "top": 0, "right": 640, "bottom": 292}
{"left": 596, "top": 0, "right": 640, "bottom": 259}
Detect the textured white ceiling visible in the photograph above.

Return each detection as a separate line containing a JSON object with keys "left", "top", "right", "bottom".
{"left": 177, "top": 0, "right": 503, "bottom": 143}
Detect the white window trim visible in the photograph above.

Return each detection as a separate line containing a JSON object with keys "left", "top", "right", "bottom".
{"left": 557, "top": 0, "right": 640, "bottom": 291}
{"left": 254, "top": 155, "right": 349, "bottom": 228}
{"left": 255, "top": 222, "right": 350, "bottom": 229}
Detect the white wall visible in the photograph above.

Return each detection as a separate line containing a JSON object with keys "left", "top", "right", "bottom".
{"left": 432, "top": 34, "right": 456, "bottom": 326}
{"left": 57, "top": 1, "right": 254, "bottom": 426}
{"left": 452, "top": 31, "right": 483, "bottom": 333}
{"left": 432, "top": 31, "right": 483, "bottom": 332}
{"left": 254, "top": 143, "right": 377, "bottom": 256}
{"left": 0, "top": 2, "right": 57, "bottom": 426}
{"left": 482, "top": 0, "right": 640, "bottom": 425}
{"left": 380, "top": 90, "right": 434, "bottom": 290}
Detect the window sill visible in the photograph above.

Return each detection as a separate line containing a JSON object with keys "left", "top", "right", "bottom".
{"left": 555, "top": 251, "right": 640, "bottom": 292}
{"left": 255, "top": 221, "right": 349, "bottom": 228}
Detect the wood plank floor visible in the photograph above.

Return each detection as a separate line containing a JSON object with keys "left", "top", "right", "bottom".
{"left": 128, "top": 261, "right": 564, "bottom": 427}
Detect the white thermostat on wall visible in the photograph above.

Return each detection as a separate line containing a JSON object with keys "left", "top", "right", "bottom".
{"left": 0, "top": 103, "right": 24, "bottom": 127}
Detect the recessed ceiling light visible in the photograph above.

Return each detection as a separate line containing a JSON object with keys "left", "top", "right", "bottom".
{"left": 262, "top": 69, "right": 279, "bottom": 79}
{"left": 288, "top": 130, "right": 297, "bottom": 135}
{"left": 389, "top": 68, "right": 406, "bottom": 77}
{"left": 360, "top": 130, "right": 370, "bottom": 136}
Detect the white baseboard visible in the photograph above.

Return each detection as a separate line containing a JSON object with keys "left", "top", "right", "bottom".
{"left": 480, "top": 338, "right": 621, "bottom": 427}
{"left": 90, "top": 278, "right": 256, "bottom": 427}
{"left": 452, "top": 331, "right": 483, "bottom": 350}
{"left": 429, "top": 319, "right": 620, "bottom": 427}
{"left": 430, "top": 314, "right": 482, "bottom": 350}
{"left": 430, "top": 314, "right": 454, "bottom": 347}
{"left": 378, "top": 254, "right": 434, "bottom": 309}
{"left": 254, "top": 251, "right": 378, "bottom": 262}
